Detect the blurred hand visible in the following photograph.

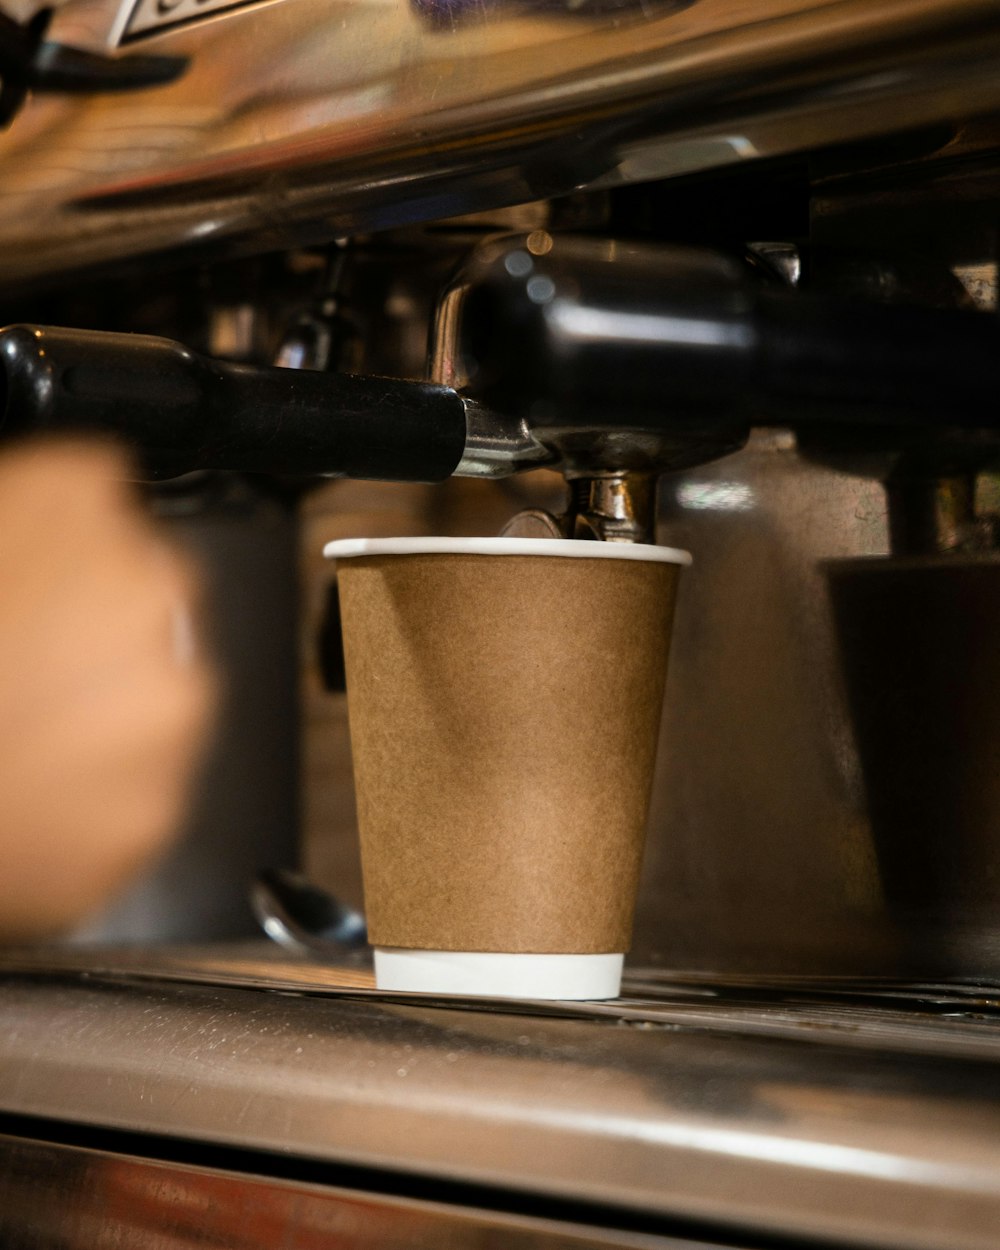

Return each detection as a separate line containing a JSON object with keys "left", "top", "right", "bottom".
{"left": 0, "top": 439, "right": 215, "bottom": 940}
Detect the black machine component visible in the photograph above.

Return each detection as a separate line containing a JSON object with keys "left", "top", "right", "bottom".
{"left": 3, "top": 238, "right": 1000, "bottom": 489}
{"left": 457, "top": 236, "right": 1000, "bottom": 478}
{"left": 0, "top": 324, "right": 467, "bottom": 482}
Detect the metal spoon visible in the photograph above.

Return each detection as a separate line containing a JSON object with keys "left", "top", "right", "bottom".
{"left": 251, "top": 868, "right": 368, "bottom": 958}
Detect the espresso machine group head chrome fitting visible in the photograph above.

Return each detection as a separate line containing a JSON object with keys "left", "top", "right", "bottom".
{"left": 444, "top": 232, "right": 1000, "bottom": 543}
{"left": 450, "top": 234, "right": 1000, "bottom": 458}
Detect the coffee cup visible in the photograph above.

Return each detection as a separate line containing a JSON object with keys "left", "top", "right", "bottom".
{"left": 324, "top": 536, "right": 689, "bottom": 999}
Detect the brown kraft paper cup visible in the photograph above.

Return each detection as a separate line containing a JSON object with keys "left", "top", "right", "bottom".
{"left": 324, "top": 537, "right": 687, "bottom": 967}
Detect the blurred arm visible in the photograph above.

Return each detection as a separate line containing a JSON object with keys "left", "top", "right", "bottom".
{"left": 0, "top": 438, "right": 216, "bottom": 940}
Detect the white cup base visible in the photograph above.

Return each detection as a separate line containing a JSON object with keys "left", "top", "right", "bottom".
{"left": 374, "top": 949, "right": 624, "bottom": 1000}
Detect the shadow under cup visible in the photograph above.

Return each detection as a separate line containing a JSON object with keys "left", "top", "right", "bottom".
{"left": 324, "top": 536, "right": 689, "bottom": 1000}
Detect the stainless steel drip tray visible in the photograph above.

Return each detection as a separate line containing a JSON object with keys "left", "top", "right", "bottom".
{"left": 4, "top": 942, "right": 1000, "bottom": 1056}
{"left": 3, "top": 946, "right": 1000, "bottom": 1250}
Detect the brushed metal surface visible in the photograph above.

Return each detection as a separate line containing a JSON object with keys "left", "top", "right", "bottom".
{"left": 639, "top": 430, "right": 893, "bottom": 975}
{"left": 0, "top": 1135, "right": 695, "bottom": 1249}
{"left": 0, "top": 0, "right": 999, "bottom": 278}
{"left": 4, "top": 954, "right": 1000, "bottom": 1248}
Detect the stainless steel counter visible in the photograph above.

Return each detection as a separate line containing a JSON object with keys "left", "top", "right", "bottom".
{"left": 3, "top": 946, "right": 1000, "bottom": 1248}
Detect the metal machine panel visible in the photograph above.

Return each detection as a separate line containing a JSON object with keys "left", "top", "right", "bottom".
{"left": 3, "top": 951, "right": 1000, "bottom": 1249}
{"left": 0, "top": 0, "right": 999, "bottom": 278}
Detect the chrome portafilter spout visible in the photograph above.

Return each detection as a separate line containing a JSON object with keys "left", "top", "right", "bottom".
{"left": 497, "top": 472, "right": 660, "bottom": 543}
{"left": 564, "top": 473, "right": 659, "bottom": 543}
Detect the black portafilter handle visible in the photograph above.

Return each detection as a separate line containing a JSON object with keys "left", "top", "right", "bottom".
{"left": 0, "top": 325, "right": 467, "bottom": 482}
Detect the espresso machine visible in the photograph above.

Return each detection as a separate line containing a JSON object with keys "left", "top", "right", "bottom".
{"left": 5, "top": 0, "right": 1000, "bottom": 1245}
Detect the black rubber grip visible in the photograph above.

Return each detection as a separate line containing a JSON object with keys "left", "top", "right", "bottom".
{"left": 0, "top": 324, "right": 467, "bottom": 482}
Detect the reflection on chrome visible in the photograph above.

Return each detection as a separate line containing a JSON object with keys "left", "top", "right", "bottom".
{"left": 547, "top": 303, "right": 755, "bottom": 349}
{"left": 0, "top": 0, "right": 996, "bottom": 278}
{"left": 677, "top": 481, "right": 756, "bottom": 511}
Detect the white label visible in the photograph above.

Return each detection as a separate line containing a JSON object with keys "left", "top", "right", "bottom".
{"left": 122, "top": 0, "right": 261, "bottom": 40}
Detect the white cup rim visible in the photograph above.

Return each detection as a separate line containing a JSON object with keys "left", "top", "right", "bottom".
{"left": 324, "top": 536, "right": 692, "bottom": 566}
